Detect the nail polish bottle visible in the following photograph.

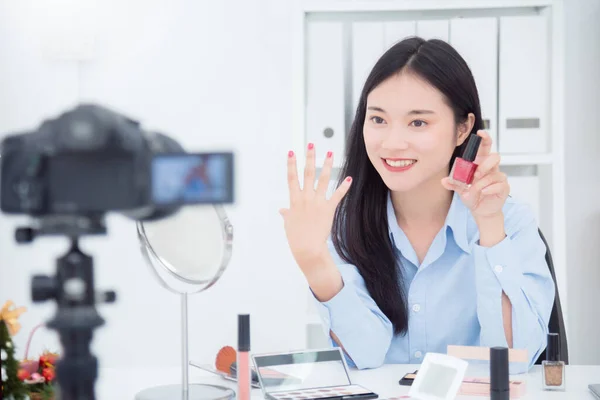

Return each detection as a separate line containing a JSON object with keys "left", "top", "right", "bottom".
{"left": 490, "top": 347, "right": 509, "bottom": 400}
{"left": 448, "top": 134, "right": 482, "bottom": 190}
{"left": 542, "top": 333, "right": 565, "bottom": 391}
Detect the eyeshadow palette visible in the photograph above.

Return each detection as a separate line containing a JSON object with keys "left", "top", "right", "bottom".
{"left": 252, "top": 348, "right": 379, "bottom": 400}
{"left": 266, "top": 384, "right": 378, "bottom": 400}
{"left": 381, "top": 397, "right": 412, "bottom": 400}
{"left": 459, "top": 377, "right": 526, "bottom": 398}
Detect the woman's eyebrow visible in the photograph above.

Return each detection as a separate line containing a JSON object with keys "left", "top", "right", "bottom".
{"left": 407, "top": 109, "right": 435, "bottom": 115}
{"left": 367, "top": 106, "right": 386, "bottom": 113}
{"left": 366, "top": 106, "right": 436, "bottom": 115}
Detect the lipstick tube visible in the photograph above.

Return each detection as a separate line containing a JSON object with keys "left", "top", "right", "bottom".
{"left": 490, "top": 347, "right": 509, "bottom": 400}
{"left": 237, "top": 314, "right": 251, "bottom": 400}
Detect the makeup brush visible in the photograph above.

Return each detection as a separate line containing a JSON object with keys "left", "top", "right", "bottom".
{"left": 215, "top": 345, "right": 237, "bottom": 375}
{"left": 215, "top": 345, "right": 259, "bottom": 383}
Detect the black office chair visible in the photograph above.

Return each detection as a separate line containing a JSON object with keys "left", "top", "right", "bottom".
{"left": 534, "top": 228, "right": 569, "bottom": 364}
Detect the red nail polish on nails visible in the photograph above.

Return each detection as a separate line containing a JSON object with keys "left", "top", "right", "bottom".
{"left": 345, "top": 177, "right": 352, "bottom": 183}
{"left": 308, "top": 143, "right": 314, "bottom": 150}
{"left": 288, "top": 150, "right": 294, "bottom": 158}
{"left": 327, "top": 151, "right": 333, "bottom": 158}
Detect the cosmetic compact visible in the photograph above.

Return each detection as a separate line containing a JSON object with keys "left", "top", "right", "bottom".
{"left": 407, "top": 353, "right": 468, "bottom": 400}
{"left": 251, "top": 348, "right": 378, "bottom": 400}
{"left": 399, "top": 370, "right": 419, "bottom": 386}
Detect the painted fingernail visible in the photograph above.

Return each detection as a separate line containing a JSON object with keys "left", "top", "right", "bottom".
{"left": 308, "top": 143, "right": 314, "bottom": 150}
{"left": 345, "top": 177, "right": 352, "bottom": 183}
{"left": 288, "top": 150, "right": 294, "bottom": 158}
{"left": 327, "top": 151, "right": 333, "bottom": 158}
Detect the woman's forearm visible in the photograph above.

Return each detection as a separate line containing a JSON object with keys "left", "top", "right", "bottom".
{"left": 306, "top": 256, "right": 394, "bottom": 369}
{"left": 476, "top": 213, "right": 513, "bottom": 346}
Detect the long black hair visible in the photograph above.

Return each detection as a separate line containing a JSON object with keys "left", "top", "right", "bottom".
{"left": 332, "top": 37, "right": 484, "bottom": 335}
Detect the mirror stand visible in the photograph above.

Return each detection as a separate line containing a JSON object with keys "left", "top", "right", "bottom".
{"left": 135, "top": 293, "right": 231, "bottom": 400}
{"left": 181, "top": 292, "right": 190, "bottom": 392}
{"left": 134, "top": 205, "right": 235, "bottom": 400}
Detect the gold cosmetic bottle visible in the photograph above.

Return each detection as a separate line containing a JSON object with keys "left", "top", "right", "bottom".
{"left": 542, "top": 333, "right": 565, "bottom": 391}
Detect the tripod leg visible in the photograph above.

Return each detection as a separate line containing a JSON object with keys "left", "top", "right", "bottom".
{"left": 55, "top": 330, "right": 97, "bottom": 400}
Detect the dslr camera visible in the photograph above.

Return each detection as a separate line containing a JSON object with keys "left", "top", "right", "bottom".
{"left": 1, "top": 103, "right": 234, "bottom": 233}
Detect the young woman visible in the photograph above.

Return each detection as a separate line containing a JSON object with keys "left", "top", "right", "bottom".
{"left": 280, "top": 37, "right": 555, "bottom": 372}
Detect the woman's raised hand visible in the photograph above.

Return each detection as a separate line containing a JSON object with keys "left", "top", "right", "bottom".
{"left": 279, "top": 143, "right": 352, "bottom": 276}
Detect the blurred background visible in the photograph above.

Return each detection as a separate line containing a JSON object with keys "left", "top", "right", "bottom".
{"left": 0, "top": 0, "right": 598, "bottom": 371}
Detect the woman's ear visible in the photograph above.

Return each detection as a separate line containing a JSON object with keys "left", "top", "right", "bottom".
{"left": 456, "top": 113, "right": 476, "bottom": 146}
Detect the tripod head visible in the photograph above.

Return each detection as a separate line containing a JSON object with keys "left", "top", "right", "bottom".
{"left": 21, "top": 216, "right": 116, "bottom": 400}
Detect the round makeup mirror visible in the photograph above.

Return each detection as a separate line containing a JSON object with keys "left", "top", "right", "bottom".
{"left": 135, "top": 204, "right": 234, "bottom": 400}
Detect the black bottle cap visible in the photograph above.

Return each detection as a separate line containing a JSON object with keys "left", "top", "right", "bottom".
{"left": 547, "top": 333, "right": 560, "bottom": 362}
{"left": 238, "top": 314, "right": 250, "bottom": 351}
{"left": 461, "top": 134, "right": 482, "bottom": 162}
{"left": 490, "top": 347, "right": 509, "bottom": 396}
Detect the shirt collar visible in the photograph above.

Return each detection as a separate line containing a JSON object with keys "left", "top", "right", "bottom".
{"left": 387, "top": 191, "right": 472, "bottom": 255}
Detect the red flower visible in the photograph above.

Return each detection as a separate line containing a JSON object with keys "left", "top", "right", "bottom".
{"left": 42, "top": 367, "right": 55, "bottom": 382}
{"left": 39, "top": 352, "right": 59, "bottom": 367}
{"left": 39, "top": 354, "right": 48, "bottom": 365}
{"left": 17, "top": 368, "right": 31, "bottom": 381}
{"left": 46, "top": 353, "right": 58, "bottom": 365}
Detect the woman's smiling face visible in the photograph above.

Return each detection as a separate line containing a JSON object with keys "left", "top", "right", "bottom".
{"left": 363, "top": 70, "right": 470, "bottom": 192}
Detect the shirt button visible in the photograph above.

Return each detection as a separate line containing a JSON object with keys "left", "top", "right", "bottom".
{"left": 412, "top": 304, "right": 421, "bottom": 313}
{"left": 414, "top": 351, "right": 422, "bottom": 358}
{"left": 494, "top": 265, "right": 504, "bottom": 273}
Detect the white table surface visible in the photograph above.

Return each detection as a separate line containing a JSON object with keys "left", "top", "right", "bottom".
{"left": 96, "top": 364, "right": 600, "bottom": 400}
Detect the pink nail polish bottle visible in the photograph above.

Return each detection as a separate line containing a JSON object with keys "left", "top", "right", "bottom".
{"left": 449, "top": 134, "right": 482, "bottom": 190}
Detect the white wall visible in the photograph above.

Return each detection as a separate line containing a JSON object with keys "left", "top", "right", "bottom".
{"left": 2, "top": 0, "right": 600, "bottom": 370}
{"left": 564, "top": 0, "right": 600, "bottom": 365}
{"left": 0, "top": 0, "right": 308, "bottom": 369}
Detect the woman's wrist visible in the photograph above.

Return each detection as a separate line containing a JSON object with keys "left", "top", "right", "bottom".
{"left": 303, "top": 254, "right": 344, "bottom": 302}
{"left": 475, "top": 213, "right": 506, "bottom": 247}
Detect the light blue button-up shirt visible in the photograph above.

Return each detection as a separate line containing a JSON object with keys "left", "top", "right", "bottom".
{"left": 313, "top": 192, "right": 555, "bottom": 373}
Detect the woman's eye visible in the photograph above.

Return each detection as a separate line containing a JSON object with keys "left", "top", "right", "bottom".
{"left": 410, "top": 119, "right": 427, "bottom": 128}
{"left": 370, "top": 116, "right": 385, "bottom": 124}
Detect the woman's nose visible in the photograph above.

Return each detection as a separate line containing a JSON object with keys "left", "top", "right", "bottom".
{"left": 381, "top": 130, "right": 410, "bottom": 150}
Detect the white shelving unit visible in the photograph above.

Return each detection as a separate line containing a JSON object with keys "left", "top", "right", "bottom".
{"left": 292, "top": 0, "right": 566, "bottom": 348}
